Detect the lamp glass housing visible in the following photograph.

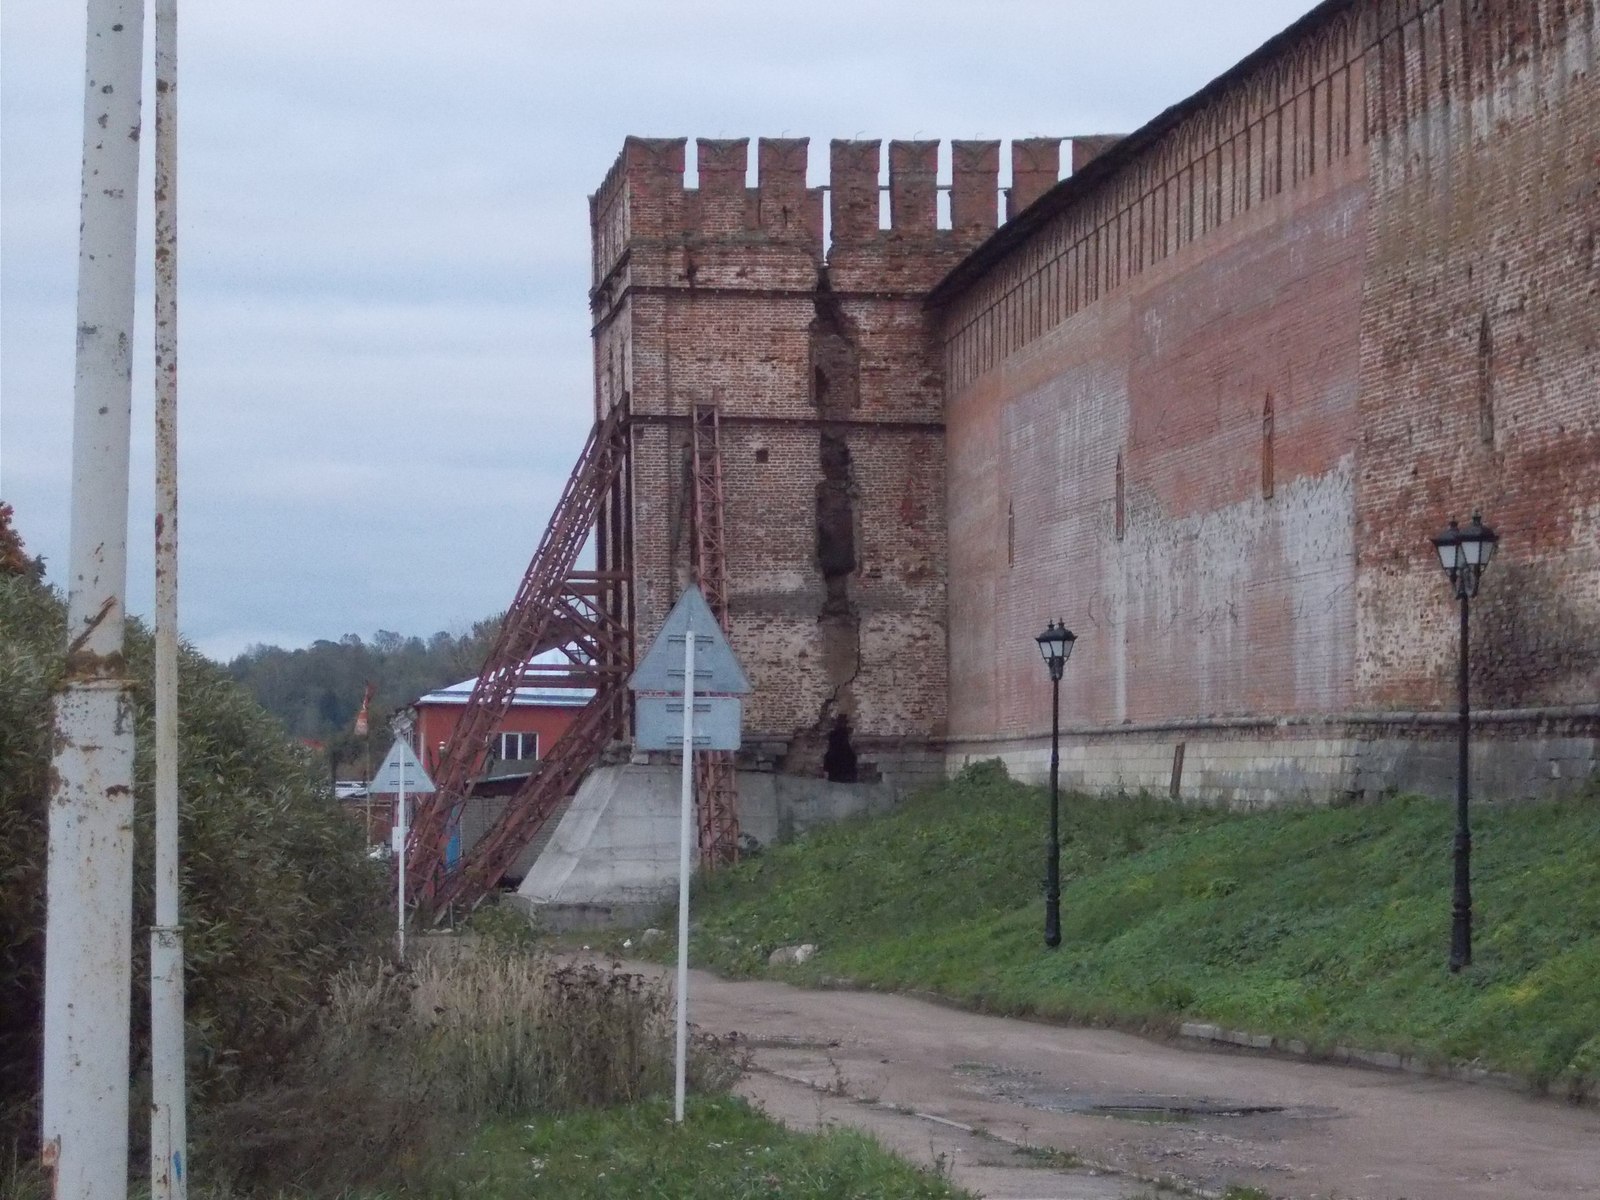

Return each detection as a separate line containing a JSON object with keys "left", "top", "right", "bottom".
{"left": 1431, "top": 520, "right": 1462, "bottom": 574}
{"left": 1036, "top": 621, "right": 1076, "bottom": 672}
{"left": 1458, "top": 512, "right": 1498, "bottom": 568}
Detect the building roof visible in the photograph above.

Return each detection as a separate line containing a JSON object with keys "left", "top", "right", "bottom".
{"left": 924, "top": 0, "right": 1355, "bottom": 309}
{"left": 415, "top": 651, "right": 595, "bottom": 708}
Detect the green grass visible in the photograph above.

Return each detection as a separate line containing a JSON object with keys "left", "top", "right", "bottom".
{"left": 677, "top": 762, "right": 1600, "bottom": 1095}
{"left": 9, "top": 1097, "right": 971, "bottom": 1200}
{"left": 449, "top": 1095, "right": 972, "bottom": 1199}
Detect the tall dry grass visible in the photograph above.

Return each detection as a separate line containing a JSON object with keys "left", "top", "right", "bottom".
{"left": 200, "top": 940, "right": 739, "bottom": 1195}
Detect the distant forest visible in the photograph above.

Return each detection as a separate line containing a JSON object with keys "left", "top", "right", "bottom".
{"left": 226, "top": 616, "right": 501, "bottom": 778}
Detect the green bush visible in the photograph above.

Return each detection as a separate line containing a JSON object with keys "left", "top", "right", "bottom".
{"left": 0, "top": 569, "right": 388, "bottom": 1150}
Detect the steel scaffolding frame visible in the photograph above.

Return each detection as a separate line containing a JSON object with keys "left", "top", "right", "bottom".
{"left": 407, "top": 404, "right": 632, "bottom": 916}
{"left": 690, "top": 403, "right": 740, "bottom": 867}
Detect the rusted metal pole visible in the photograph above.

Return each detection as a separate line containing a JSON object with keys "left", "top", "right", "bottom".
{"left": 151, "top": 0, "right": 189, "bottom": 1194}
{"left": 42, "top": 1, "right": 146, "bottom": 1196}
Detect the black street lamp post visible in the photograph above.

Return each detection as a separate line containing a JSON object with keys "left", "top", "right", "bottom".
{"left": 1429, "top": 511, "right": 1499, "bottom": 973}
{"left": 1036, "top": 620, "right": 1076, "bottom": 949}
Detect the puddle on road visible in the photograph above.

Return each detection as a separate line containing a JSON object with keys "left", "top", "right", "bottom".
{"left": 741, "top": 1034, "right": 842, "bottom": 1051}
{"left": 952, "top": 1062, "right": 1339, "bottom": 1123}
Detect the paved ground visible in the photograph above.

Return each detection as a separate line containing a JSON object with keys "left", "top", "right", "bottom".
{"left": 627, "top": 961, "right": 1600, "bottom": 1200}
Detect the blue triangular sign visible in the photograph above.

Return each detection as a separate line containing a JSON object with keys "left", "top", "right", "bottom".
{"left": 629, "top": 585, "right": 751, "bottom": 695}
{"left": 368, "top": 737, "right": 436, "bottom": 794}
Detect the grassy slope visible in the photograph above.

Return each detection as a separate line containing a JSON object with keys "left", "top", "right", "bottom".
{"left": 683, "top": 764, "right": 1600, "bottom": 1094}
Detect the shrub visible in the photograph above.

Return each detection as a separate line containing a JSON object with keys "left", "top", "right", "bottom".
{"left": 0, "top": 567, "right": 388, "bottom": 1151}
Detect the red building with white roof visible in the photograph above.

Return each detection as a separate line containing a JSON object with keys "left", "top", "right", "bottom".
{"left": 411, "top": 673, "right": 591, "bottom": 781}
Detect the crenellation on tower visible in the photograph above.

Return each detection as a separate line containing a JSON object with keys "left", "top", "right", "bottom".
{"left": 1070, "top": 133, "right": 1122, "bottom": 173}
{"left": 693, "top": 137, "right": 753, "bottom": 235}
{"left": 616, "top": 136, "right": 687, "bottom": 239}
{"left": 1006, "top": 136, "right": 1062, "bottom": 217}
{"left": 755, "top": 137, "right": 819, "bottom": 243}
{"left": 950, "top": 139, "right": 1001, "bottom": 236}
{"left": 888, "top": 139, "right": 939, "bottom": 234}
{"left": 828, "top": 139, "right": 882, "bottom": 244}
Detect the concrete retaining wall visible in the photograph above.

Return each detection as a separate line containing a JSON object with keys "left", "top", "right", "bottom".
{"left": 512, "top": 765, "right": 907, "bottom": 926}
{"left": 947, "top": 707, "right": 1599, "bottom": 807}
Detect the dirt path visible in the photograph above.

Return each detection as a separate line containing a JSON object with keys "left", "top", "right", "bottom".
{"left": 630, "top": 961, "right": 1599, "bottom": 1200}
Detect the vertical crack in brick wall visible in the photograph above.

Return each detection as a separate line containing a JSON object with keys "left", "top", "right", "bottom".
{"left": 810, "top": 271, "right": 860, "bottom": 412}
{"left": 799, "top": 270, "right": 865, "bottom": 774}
{"left": 814, "top": 429, "right": 865, "bottom": 768}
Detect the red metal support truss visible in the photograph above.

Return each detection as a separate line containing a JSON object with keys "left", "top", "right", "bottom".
{"left": 691, "top": 403, "right": 741, "bottom": 867}
{"left": 407, "top": 403, "right": 632, "bottom": 916}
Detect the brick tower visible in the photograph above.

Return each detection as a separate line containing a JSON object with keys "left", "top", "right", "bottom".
{"left": 589, "top": 135, "right": 1016, "bottom": 784}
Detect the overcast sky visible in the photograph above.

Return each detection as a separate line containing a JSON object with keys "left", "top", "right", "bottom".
{"left": 2, "top": 1, "right": 1320, "bottom": 661}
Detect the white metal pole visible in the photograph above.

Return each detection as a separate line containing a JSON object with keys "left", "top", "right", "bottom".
{"left": 42, "top": 2, "right": 145, "bottom": 1196}
{"left": 396, "top": 762, "right": 408, "bottom": 962}
{"left": 674, "top": 631, "right": 695, "bottom": 1123}
{"left": 150, "top": 0, "right": 188, "bottom": 1196}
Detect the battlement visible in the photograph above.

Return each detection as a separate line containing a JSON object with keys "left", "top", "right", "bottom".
{"left": 591, "top": 135, "right": 1126, "bottom": 287}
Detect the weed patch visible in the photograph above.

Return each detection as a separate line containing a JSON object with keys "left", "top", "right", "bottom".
{"left": 199, "top": 944, "right": 738, "bottom": 1194}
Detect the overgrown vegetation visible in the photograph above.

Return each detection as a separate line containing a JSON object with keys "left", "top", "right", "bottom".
{"left": 0, "top": 526, "right": 388, "bottom": 1150}
{"left": 199, "top": 942, "right": 741, "bottom": 1194}
{"left": 5, "top": 940, "right": 957, "bottom": 1200}
{"left": 679, "top": 759, "right": 1600, "bottom": 1097}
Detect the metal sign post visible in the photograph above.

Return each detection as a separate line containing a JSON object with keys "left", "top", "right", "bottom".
{"left": 397, "top": 764, "right": 407, "bottom": 960}
{"left": 673, "top": 631, "right": 695, "bottom": 1123}
{"left": 150, "top": 0, "right": 187, "bottom": 1195}
{"left": 628, "top": 586, "right": 750, "bottom": 1123}
{"left": 370, "top": 731, "right": 435, "bottom": 960}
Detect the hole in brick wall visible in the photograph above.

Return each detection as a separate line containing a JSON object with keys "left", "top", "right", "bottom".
{"left": 1477, "top": 311, "right": 1496, "bottom": 446}
{"left": 1262, "top": 394, "right": 1275, "bottom": 500}
{"left": 1114, "top": 450, "right": 1126, "bottom": 541}
{"left": 879, "top": 187, "right": 892, "bottom": 230}
{"left": 937, "top": 189, "right": 952, "bottom": 230}
{"left": 823, "top": 714, "right": 859, "bottom": 783}
{"left": 814, "top": 367, "right": 830, "bottom": 407}
{"left": 816, "top": 433, "right": 857, "bottom": 589}
{"left": 754, "top": 447, "right": 769, "bottom": 464}
{"left": 1007, "top": 500, "right": 1015, "bottom": 566}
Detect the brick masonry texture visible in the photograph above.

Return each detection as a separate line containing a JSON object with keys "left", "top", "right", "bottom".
{"left": 592, "top": 0, "right": 1598, "bottom": 802}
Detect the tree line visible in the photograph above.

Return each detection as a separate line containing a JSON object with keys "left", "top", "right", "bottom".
{"left": 225, "top": 617, "right": 502, "bottom": 778}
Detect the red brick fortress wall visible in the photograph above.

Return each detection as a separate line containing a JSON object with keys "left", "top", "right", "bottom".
{"left": 1355, "top": 0, "right": 1600, "bottom": 713}
{"left": 939, "top": 6, "right": 1371, "bottom": 773}
{"left": 934, "top": 0, "right": 1597, "bottom": 801}
{"left": 589, "top": 136, "right": 987, "bottom": 781}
